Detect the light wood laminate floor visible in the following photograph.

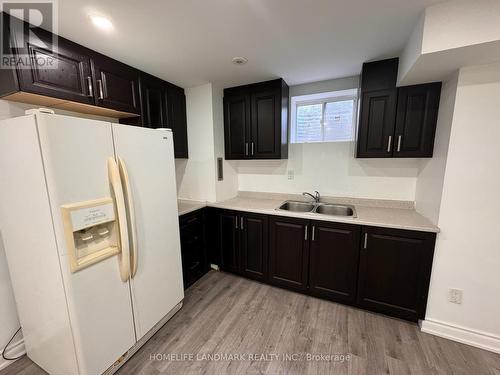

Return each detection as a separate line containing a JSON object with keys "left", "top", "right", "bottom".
{"left": 2, "top": 271, "right": 500, "bottom": 375}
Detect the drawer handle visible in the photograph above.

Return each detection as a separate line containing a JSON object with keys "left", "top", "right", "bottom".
{"left": 188, "top": 261, "right": 200, "bottom": 271}
{"left": 185, "top": 217, "right": 198, "bottom": 224}
{"left": 86, "top": 76, "right": 93, "bottom": 97}
{"left": 97, "top": 79, "right": 104, "bottom": 99}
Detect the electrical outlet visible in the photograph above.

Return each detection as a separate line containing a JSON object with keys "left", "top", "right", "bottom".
{"left": 448, "top": 289, "right": 463, "bottom": 304}
{"left": 287, "top": 170, "right": 294, "bottom": 180}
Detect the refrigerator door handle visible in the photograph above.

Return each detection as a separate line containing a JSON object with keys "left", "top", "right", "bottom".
{"left": 118, "top": 156, "right": 138, "bottom": 278}
{"left": 108, "top": 157, "right": 131, "bottom": 282}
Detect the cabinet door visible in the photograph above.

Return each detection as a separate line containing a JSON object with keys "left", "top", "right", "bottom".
{"left": 250, "top": 90, "right": 280, "bottom": 159}
{"left": 218, "top": 211, "right": 240, "bottom": 274}
{"left": 357, "top": 89, "right": 397, "bottom": 158}
{"left": 269, "top": 216, "right": 309, "bottom": 292}
{"left": 240, "top": 213, "right": 268, "bottom": 282}
{"left": 179, "top": 210, "right": 207, "bottom": 289}
{"left": 394, "top": 83, "right": 441, "bottom": 158}
{"left": 357, "top": 227, "right": 436, "bottom": 321}
{"left": 166, "top": 85, "right": 189, "bottom": 158}
{"left": 140, "top": 74, "right": 166, "bottom": 129}
{"left": 12, "top": 25, "right": 94, "bottom": 105}
{"left": 224, "top": 94, "right": 250, "bottom": 159}
{"left": 309, "top": 221, "right": 360, "bottom": 303}
{"left": 91, "top": 54, "right": 140, "bottom": 114}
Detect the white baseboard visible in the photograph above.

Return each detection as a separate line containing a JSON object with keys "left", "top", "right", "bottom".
{"left": 0, "top": 338, "right": 26, "bottom": 371}
{"left": 420, "top": 319, "right": 500, "bottom": 354}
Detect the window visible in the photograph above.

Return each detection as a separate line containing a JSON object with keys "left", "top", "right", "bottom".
{"left": 290, "top": 89, "right": 358, "bottom": 144}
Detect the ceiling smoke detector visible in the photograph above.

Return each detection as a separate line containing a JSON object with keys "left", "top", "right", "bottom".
{"left": 232, "top": 57, "right": 248, "bottom": 65}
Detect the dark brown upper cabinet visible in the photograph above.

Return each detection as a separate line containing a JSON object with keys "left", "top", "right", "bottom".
{"left": 3, "top": 17, "right": 94, "bottom": 106}
{"left": 0, "top": 13, "right": 188, "bottom": 155}
{"left": 308, "top": 220, "right": 360, "bottom": 304}
{"left": 139, "top": 73, "right": 166, "bottom": 128}
{"left": 129, "top": 74, "right": 189, "bottom": 158}
{"left": 357, "top": 89, "right": 397, "bottom": 158}
{"left": 1, "top": 13, "right": 110, "bottom": 114}
{"left": 224, "top": 94, "right": 250, "bottom": 159}
{"left": 268, "top": 216, "right": 309, "bottom": 292}
{"left": 165, "top": 84, "right": 189, "bottom": 159}
{"left": 91, "top": 54, "right": 140, "bottom": 114}
{"left": 394, "top": 83, "right": 441, "bottom": 157}
{"left": 356, "top": 226, "right": 436, "bottom": 321}
{"left": 356, "top": 58, "right": 442, "bottom": 158}
{"left": 224, "top": 79, "right": 289, "bottom": 160}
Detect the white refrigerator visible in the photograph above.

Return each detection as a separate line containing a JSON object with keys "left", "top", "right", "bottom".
{"left": 0, "top": 110, "right": 184, "bottom": 375}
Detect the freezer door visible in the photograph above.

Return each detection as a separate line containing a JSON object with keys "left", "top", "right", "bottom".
{"left": 35, "top": 113, "right": 136, "bottom": 375}
{"left": 112, "top": 124, "right": 184, "bottom": 339}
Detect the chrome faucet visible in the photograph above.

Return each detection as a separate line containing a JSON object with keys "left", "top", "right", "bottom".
{"left": 302, "top": 191, "right": 320, "bottom": 203}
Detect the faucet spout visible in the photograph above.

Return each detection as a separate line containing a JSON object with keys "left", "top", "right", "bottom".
{"left": 302, "top": 191, "right": 320, "bottom": 203}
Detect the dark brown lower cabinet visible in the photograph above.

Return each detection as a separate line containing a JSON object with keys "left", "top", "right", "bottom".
{"left": 240, "top": 213, "right": 268, "bottom": 282}
{"left": 219, "top": 210, "right": 240, "bottom": 274}
{"left": 218, "top": 210, "right": 268, "bottom": 281}
{"left": 308, "top": 221, "right": 360, "bottom": 303}
{"left": 179, "top": 209, "right": 208, "bottom": 289}
{"left": 357, "top": 226, "right": 436, "bottom": 321}
{"left": 268, "top": 216, "right": 309, "bottom": 292}
{"left": 212, "top": 209, "right": 437, "bottom": 322}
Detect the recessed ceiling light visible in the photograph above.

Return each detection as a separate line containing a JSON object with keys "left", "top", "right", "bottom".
{"left": 89, "top": 15, "right": 113, "bottom": 31}
{"left": 232, "top": 57, "right": 248, "bottom": 65}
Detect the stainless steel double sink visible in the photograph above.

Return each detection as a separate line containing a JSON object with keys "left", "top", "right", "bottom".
{"left": 277, "top": 200, "right": 357, "bottom": 218}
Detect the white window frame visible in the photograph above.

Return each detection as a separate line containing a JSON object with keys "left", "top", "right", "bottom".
{"left": 290, "top": 88, "right": 358, "bottom": 144}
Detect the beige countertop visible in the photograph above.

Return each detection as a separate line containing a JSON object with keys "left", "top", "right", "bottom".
{"left": 178, "top": 193, "right": 439, "bottom": 233}
{"left": 178, "top": 199, "right": 207, "bottom": 216}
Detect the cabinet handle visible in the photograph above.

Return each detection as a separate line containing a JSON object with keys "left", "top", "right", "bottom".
{"left": 245, "top": 143, "right": 249, "bottom": 156}
{"left": 363, "top": 233, "right": 368, "bottom": 249}
{"left": 304, "top": 225, "right": 308, "bottom": 241}
{"left": 86, "top": 77, "right": 93, "bottom": 97}
{"left": 240, "top": 216, "right": 244, "bottom": 230}
{"left": 251, "top": 142, "right": 255, "bottom": 156}
{"left": 387, "top": 136, "right": 392, "bottom": 153}
{"left": 185, "top": 217, "right": 198, "bottom": 224}
{"left": 97, "top": 79, "right": 104, "bottom": 100}
{"left": 235, "top": 216, "right": 238, "bottom": 229}
{"left": 397, "top": 135, "right": 402, "bottom": 152}
{"left": 312, "top": 226, "right": 315, "bottom": 241}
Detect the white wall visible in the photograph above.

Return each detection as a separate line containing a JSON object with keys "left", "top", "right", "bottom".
{"left": 415, "top": 73, "right": 458, "bottom": 223}
{"left": 422, "top": 0, "right": 500, "bottom": 54}
{"left": 398, "top": 0, "right": 500, "bottom": 86}
{"left": 175, "top": 84, "right": 218, "bottom": 201}
{"left": 421, "top": 63, "right": 500, "bottom": 352}
{"left": 212, "top": 84, "right": 238, "bottom": 202}
{"left": 234, "top": 76, "right": 420, "bottom": 201}
{"left": 175, "top": 83, "right": 238, "bottom": 202}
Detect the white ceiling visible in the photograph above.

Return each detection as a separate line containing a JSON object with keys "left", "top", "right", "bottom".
{"left": 56, "top": 0, "right": 443, "bottom": 88}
